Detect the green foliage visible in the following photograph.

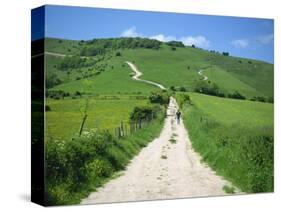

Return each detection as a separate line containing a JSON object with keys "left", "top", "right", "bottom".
{"left": 46, "top": 96, "right": 151, "bottom": 140}
{"left": 45, "top": 113, "right": 164, "bottom": 205}
{"left": 45, "top": 105, "right": 51, "bottom": 112}
{"left": 176, "top": 93, "right": 192, "bottom": 108}
{"left": 58, "top": 56, "right": 96, "bottom": 71}
{"left": 228, "top": 91, "right": 246, "bottom": 100}
{"left": 80, "top": 46, "right": 106, "bottom": 56}
{"left": 149, "top": 91, "right": 170, "bottom": 105}
{"left": 176, "top": 92, "right": 274, "bottom": 193}
{"left": 250, "top": 96, "right": 273, "bottom": 103}
{"left": 46, "top": 90, "right": 70, "bottom": 99}
{"left": 222, "top": 52, "right": 229, "bottom": 56}
{"left": 166, "top": 41, "right": 185, "bottom": 47}
{"left": 46, "top": 72, "right": 62, "bottom": 89}
{"left": 81, "top": 37, "right": 161, "bottom": 52}
{"left": 129, "top": 105, "right": 160, "bottom": 121}
{"left": 223, "top": 185, "right": 235, "bottom": 194}
{"left": 194, "top": 80, "right": 225, "bottom": 97}
{"left": 45, "top": 38, "right": 273, "bottom": 98}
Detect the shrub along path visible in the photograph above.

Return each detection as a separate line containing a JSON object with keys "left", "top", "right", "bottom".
{"left": 81, "top": 97, "right": 235, "bottom": 204}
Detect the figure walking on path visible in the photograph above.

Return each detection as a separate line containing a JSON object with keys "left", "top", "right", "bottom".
{"left": 176, "top": 110, "right": 181, "bottom": 124}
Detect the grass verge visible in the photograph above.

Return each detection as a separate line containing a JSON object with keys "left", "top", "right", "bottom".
{"left": 45, "top": 110, "right": 164, "bottom": 205}
{"left": 176, "top": 92, "right": 273, "bottom": 193}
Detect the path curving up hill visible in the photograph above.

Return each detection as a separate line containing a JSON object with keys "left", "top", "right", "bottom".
{"left": 81, "top": 97, "right": 233, "bottom": 204}
{"left": 126, "top": 61, "right": 166, "bottom": 90}
{"left": 198, "top": 69, "right": 208, "bottom": 81}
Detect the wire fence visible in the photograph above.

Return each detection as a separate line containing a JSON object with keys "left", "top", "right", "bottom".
{"left": 113, "top": 114, "right": 155, "bottom": 139}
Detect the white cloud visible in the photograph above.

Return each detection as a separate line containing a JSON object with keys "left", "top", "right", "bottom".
{"left": 180, "top": 36, "right": 210, "bottom": 48}
{"left": 231, "top": 39, "right": 249, "bottom": 48}
{"left": 120, "top": 26, "right": 210, "bottom": 49}
{"left": 121, "top": 26, "right": 142, "bottom": 37}
{"left": 149, "top": 34, "right": 176, "bottom": 42}
{"left": 256, "top": 34, "right": 274, "bottom": 45}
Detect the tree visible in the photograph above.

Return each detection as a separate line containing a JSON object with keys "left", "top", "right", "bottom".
{"left": 130, "top": 106, "right": 156, "bottom": 121}
{"left": 191, "top": 44, "right": 196, "bottom": 48}
{"left": 228, "top": 91, "right": 246, "bottom": 100}
{"left": 194, "top": 81, "right": 225, "bottom": 97}
{"left": 179, "top": 87, "right": 187, "bottom": 92}
{"left": 46, "top": 73, "right": 62, "bottom": 88}
{"left": 222, "top": 52, "right": 229, "bottom": 56}
{"left": 166, "top": 41, "right": 184, "bottom": 47}
{"left": 170, "top": 86, "right": 176, "bottom": 91}
{"left": 149, "top": 91, "right": 169, "bottom": 105}
{"left": 115, "top": 51, "right": 121, "bottom": 56}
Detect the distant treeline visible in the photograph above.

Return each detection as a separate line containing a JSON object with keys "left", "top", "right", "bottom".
{"left": 58, "top": 56, "right": 96, "bottom": 71}
{"left": 80, "top": 37, "right": 162, "bottom": 56}
{"left": 171, "top": 80, "right": 273, "bottom": 103}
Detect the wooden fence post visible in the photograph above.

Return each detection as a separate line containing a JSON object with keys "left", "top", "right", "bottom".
{"left": 79, "top": 114, "right": 88, "bottom": 137}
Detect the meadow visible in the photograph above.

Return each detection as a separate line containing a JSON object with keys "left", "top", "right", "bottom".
{"left": 41, "top": 37, "right": 274, "bottom": 204}
{"left": 176, "top": 92, "right": 274, "bottom": 192}
{"left": 46, "top": 110, "right": 165, "bottom": 205}
{"left": 46, "top": 95, "right": 151, "bottom": 140}
{"left": 46, "top": 38, "right": 273, "bottom": 99}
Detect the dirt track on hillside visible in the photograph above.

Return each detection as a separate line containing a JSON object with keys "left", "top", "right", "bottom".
{"left": 81, "top": 97, "right": 233, "bottom": 204}
{"left": 126, "top": 61, "right": 166, "bottom": 90}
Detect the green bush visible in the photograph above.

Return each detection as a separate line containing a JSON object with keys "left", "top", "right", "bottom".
{"left": 166, "top": 41, "right": 184, "bottom": 47}
{"left": 228, "top": 91, "right": 246, "bottom": 100}
{"left": 194, "top": 81, "right": 225, "bottom": 97}
{"left": 46, "top": 90, "right": 70, "bottom": 99}
{"left": 46, "top": 72, "right": 62, "bottom": 88}
{"left": 45, "top": 105, "right": 51, "bottom": 112}
{"left": 130, "top": 105, "right": 159, "bottom": 121}
{"left": 149, "top": 91, "right": 170, "bottom": 105}
{"left": 45, "top": 109, "right": 165, "bottom": 205}
{"left": 58, "top": 56, "right": 95, "bottom": 71}
{"left": 81, "top": 46, "right": 105, "bottom": 56}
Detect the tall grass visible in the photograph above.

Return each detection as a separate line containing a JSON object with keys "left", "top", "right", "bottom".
{"left": 45, "top": 109, "right": 165, "bottom": 205}
{"left": 176, "top": 93, "right": 273, "bottom": 193}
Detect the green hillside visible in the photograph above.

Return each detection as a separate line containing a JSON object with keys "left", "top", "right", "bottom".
{"left": 176, "top": 92, "right": 273, "bottom": 193}
{"left": 40, "top": 37, "right": 274, "bottom": 203}
{"left": 45, "top": 37, "right": 273, "bottom": 99}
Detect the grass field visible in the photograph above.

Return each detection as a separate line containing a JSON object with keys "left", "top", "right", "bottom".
{"left": 46, "top": 95, "right": 151, "bottom": 140}
{"left": 40, "top": 36, "right": 274, "bottom": 204}
{"left": 46, "top": 38, "right": 273, "bottom": 99}
{"left": 188, "top": 92, "right": 273, "bottom": 127}
{"left": 46, "top": 109, "right": 165, "bottom": 205}
{"left": 176, "top": 92, "right": 274, "bottom": 193}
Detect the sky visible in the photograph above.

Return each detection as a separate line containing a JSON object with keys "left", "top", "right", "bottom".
{"left": 32, "top": 5, "right": 274, "bottom": 63}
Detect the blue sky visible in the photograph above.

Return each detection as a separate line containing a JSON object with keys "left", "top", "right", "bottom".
{"left": 32, "top": 5, "right": 274, "bottom": 63}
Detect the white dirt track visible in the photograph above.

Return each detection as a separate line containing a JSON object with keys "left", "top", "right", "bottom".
{"left": 126, "top": 61, "right": 166, "bottom": 90}
{"left": 81, "top": 97, "right": 233, "bottom": 204}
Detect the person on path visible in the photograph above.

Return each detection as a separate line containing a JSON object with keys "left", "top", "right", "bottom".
{"left": 176, "top": 110, "right": 181, "bottom": 124}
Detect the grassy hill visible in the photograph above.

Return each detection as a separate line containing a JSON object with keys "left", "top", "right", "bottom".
{"left": 45, "top": 37, "right": 273, "bottom": 99}
{"left": 176, "top": 92, "right": 273, "bottom": 193}
{"left": 36, "top": 37, "right": 274, "bottom": 203}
